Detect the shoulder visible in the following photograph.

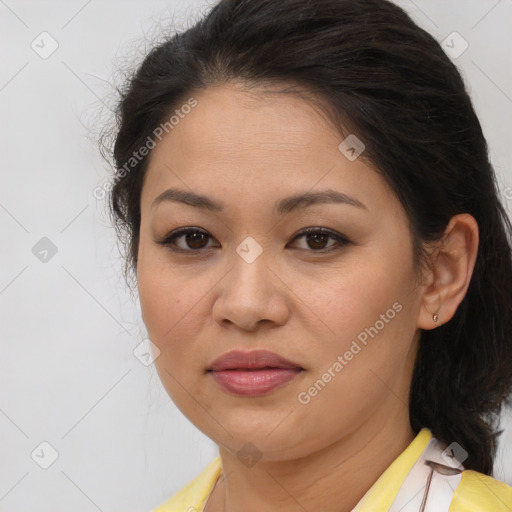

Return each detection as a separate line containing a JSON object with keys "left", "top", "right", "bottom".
{"left": 451, "top": 470, "right": 512, "bottom": 511}
{"left": 151, "top": 456, "right": 222, "bottom": 512}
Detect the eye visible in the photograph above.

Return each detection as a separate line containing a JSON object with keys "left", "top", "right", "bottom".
{"left": 290, "top": 227, "right": 350, "bottom": 253}
{"left": 155, "top": 227, "right": 350, "bottom": 254}
{"left": 156, "top": 227, "right": 216, "bottom": 252}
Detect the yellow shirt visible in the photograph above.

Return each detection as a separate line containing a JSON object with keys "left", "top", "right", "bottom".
{"left": 152, "top": 428, "right": 512, "bottom": 511}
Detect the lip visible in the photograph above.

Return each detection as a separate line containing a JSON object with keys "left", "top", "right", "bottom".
{"left": 207, "top": 350, "right": 304, "bottom": 397}
{"left": 207, "top": 349, "right": 302, "bottom": 371}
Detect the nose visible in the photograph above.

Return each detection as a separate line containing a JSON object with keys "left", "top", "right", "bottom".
{"left": 212, "top": 252, "right": 290, "bottom": 332}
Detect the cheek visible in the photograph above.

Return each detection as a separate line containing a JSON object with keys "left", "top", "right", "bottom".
{"left": 137, "top": 240, "right": 194, "bottom": 341}
{"left": 302, "top": 240, "right": 419, "bottom": 383}
{"left": 136, "top": 252, "right": 213, "bottom": 377}
{"left": 137, "top": 263, "right": 210, "bottom": 414}
{"left": 138, "top": 275, "right": 195, "bottom": 355}
{"left": 137, "top": 270, "right": 171, "bottom": 343}
{"left": 137, "top": 275, "right": 183, "bottom": 384}
{"left": 303, "top": 254, "right": 411, "bottom": 343}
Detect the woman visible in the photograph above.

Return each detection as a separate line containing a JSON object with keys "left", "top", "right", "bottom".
{"left": 101, "top": 0, "right": 512, "bottom": 510}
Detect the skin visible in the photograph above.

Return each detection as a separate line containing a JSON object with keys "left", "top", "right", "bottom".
{"left": 136, "top": 81, "right": 479, "bottom": 512}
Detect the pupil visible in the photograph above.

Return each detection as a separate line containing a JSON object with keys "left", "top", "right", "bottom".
{"left": 308, "top": 233, "right": 327, "bottom": 249}
{"left": 187, "top": 232, "right": 207, "bottom": 249}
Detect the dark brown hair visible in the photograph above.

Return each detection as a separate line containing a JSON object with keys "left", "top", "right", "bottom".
{"left": 101, "top": 0, "right": 512, "bottom": 474}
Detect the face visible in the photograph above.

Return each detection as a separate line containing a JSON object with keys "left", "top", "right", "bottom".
{"left": 137, "top": 82, "right": 425, "bottom": 461}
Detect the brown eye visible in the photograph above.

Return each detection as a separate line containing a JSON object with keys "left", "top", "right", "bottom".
{"left": 290, "top": 228, "right": 350, "bottom": 253}
{"left": 183, "top": 231, "right": 210, "bottom": 249}
{"left": 156, "top": 228, "right": 216, "bottom": 252}
{"left": 305, "top": 232, "right": 330, "bottom": 250}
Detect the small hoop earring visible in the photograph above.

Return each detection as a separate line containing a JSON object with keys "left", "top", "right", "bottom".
{"left": 432, "top": 314, "right": 439, "bottom": 322}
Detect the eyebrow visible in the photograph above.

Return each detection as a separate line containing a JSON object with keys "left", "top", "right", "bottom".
{"left": 151, "top": 188, "right": 367, "bottom": 215}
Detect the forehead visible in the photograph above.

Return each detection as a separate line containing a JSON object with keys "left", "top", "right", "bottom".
{"left": 140, "top": 82, "right": 400, "bottom": 221}
{"left": 171, "top": 82, "right": 340, "bottom": 155}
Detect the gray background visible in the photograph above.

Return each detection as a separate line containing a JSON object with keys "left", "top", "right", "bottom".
{"left": 1, "top": 1, "right": 511, "bottom": 511}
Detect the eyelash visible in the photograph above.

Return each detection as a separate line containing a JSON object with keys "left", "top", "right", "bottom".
{"left": 155, "top": 227, "right": 351, "bottom": 254}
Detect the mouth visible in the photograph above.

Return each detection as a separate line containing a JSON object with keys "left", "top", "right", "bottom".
{"left": 206, "top": 350, "right": 304, "bottom": 396}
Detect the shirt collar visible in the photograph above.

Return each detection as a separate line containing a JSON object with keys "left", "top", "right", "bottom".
{"left": 352, "top": 427, "right": 433, "bottom": 511}
{"left": 198, "top": 427, "right": 433, "bottom": 512}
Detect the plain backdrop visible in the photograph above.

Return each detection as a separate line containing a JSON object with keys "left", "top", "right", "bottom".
{"left": 1, "top": 1, "right": 511, "bottom": 511}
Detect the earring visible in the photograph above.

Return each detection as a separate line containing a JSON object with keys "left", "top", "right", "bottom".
{"left": 432, "top": 313, "right": 439, "bottom": 323}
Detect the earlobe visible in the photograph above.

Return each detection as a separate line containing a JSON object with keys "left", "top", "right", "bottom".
{"left": 417, "top": 213, "right": 479, "bottom": 331}
{"left": 418, "top": 293, "right": 442, "bottom": 330}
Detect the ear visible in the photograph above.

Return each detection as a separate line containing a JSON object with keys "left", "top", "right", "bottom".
{"left": 417, "top": 213, "right": 479, "bottom": 330}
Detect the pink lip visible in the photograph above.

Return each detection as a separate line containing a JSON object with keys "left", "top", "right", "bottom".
{"left": 210, "top": 368, "right": 302, "bottom": 396}
{"left": 207, "top": 350, "right": 304, "bottom": 397}
{"left": 208, "top": 349, "right": 302, "bottom": 371}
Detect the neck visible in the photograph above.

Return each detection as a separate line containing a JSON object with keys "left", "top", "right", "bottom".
{"left": 205, "top": 405, "right": 416, "bottom": 512}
